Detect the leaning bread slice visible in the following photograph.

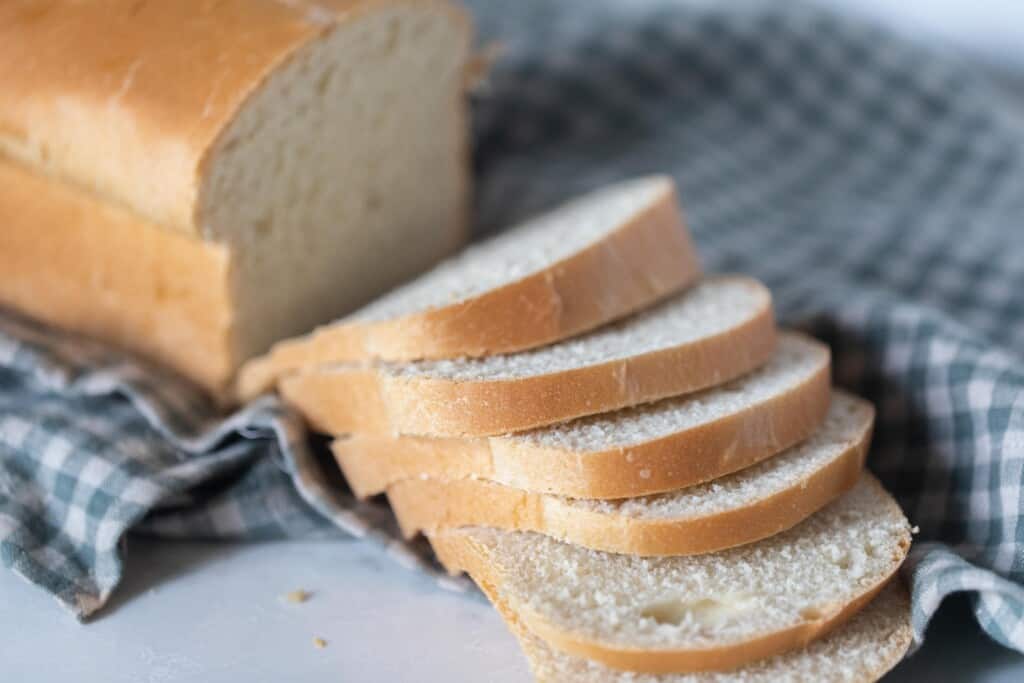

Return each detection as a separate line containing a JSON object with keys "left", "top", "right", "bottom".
{"left": 281, "top": 276, "right": 775, "bottom": 438}
{"left": 238, "top": 176, "right": 700, "bottom": 398}
{"left": 430, "top": 475, "right": 911, "bottom": 674}
{"left": 512, "top": 582, "right": 912, "bottom": 682}
{"left": 388, "top": 391, "right": 870, "bottom": 556}
{"left": 333, "top": 331, "right": 828, "bottom": 498}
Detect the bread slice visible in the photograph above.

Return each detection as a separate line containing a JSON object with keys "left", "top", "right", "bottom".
{"left": 333, "top": 331, "right": 828, "bottom": 498}
{"left": 430, "top": 475, "right": 911, "bottom": 674}
{"left": 0, "top": 1, "right": 471, "bottom": 394}
{"left": 388, "top": 391, "right": 871, "bottom": 556}
{"left": 238, "top": 176, "right": 701, "bottom": 398}
{"left": 281, "top": 276, "right": 776, "bottom": 437}
{"left": 511, "top": 582, "right": 912, "bottom": 682}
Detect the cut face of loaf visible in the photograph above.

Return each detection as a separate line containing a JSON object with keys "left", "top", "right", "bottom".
{"left": 281, "top": 276, "right": 776, "bottom": 437}
{"left": 0, "top": 1, "right": 471, "bottom": 394}
{"left": 332, "top": 331, "right": 829, "bottom": 498}
{"left": 238, "top": 176, "right": 701, "bottom": 398}
{"left": 430, "top": 475, "right": 912, "bottom": 674}
{"left": 511, "top": 582, "right": 912, "bottom": 682}
{"left": 388, "top": 391, "right": 871, "bottom": 556}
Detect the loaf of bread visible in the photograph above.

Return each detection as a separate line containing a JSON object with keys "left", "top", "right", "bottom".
{"left": 0, "top": 0, "right": 471, "bottom": 394}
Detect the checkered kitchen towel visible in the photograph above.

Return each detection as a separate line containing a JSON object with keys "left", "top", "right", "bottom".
{"left": 2, "top": 0, "right": 1023, "bottom": 653}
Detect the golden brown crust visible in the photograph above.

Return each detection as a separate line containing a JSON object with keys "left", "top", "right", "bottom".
{"left": 0, "top": 0, "right": 469, "bottom": 235}
{"left": 236, "top": 182, "right": 701, "bottom": 397}
{"left": 385, "top": 406, "right": 869, "bottom": 555}
{"left": 0, "top": 161, "right": 235, "bottom": 394}
{"left": 428, "top": 475, "right": 912, "bottom": 675}
{"left": 332, "top": 337, "right": 830, "bottom": 498}
{"left": 281, "top": 277, "right": 776, "bottom": 437}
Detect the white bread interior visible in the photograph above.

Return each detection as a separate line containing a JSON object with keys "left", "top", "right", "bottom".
{"left": 511, "top": 582, "right": 912, "bottom": 682}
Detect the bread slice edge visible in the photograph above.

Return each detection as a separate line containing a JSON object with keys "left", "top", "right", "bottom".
{"left": 280, "top": 276, "right": 776, "bottom": 437}
{"left": 331, "top": 331, "right": 830, "bottom": 498}
{"left": 386, "top": 391, "right": 870, "bottom": 556}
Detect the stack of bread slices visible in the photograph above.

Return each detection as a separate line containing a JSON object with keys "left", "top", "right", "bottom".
{"left": 241, "top": 177, "right": 914, "bottom": 682}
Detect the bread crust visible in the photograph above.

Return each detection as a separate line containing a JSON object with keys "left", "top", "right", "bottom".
{"left": 332, "top": 334, "right": 830, "bottom": 498}
{"left": 0, "top": 161, "right": 235, "bottom": 394}
{"left": 236, "top": 179, "right": 701, "bottom": 397}
{"left": 0, "top": 0, "right": 470, "bottom": 236}
{"left": 429, "top": 474, "right": 912, "bottom": 675}
{"left": 385, "top": 396, "right": 869, "bottom": 555}
{"left": 280, "top": 276, "right": 776, "bottom": 437}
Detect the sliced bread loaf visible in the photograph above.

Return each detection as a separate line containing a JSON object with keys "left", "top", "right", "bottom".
{"left": 238, "top": 176, "right": 701, "bottom": 397}
{"left": 281, "top": 276, "right": 776, "bottom": 437}
{"left": 0, "top": 0, "right": 471, "bottom": 394}
{"left": 430, "top": 475, "right": 911, "bottom": 674}
{"left": 511, "top": 582, "right": 912, "bottom": 682}
{"left": 332, "top": 331, "right": 827, "bottom": 498}
{"left": 388, "top": 391, "right": 871, "bottom": 556}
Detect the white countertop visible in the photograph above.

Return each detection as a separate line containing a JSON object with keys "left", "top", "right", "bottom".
{"left": 2, "top": 536, "right": 1021, "bottom": 682}
{"left": 0, "top": 538, "right": 526, "bottom": 683}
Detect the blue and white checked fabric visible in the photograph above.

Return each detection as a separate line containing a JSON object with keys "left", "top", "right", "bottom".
{"left": 2, "top": 0, "right": 1023, "bottom": 657}
{"left": 0, "top": 311, "right": 460, "bottom": 616}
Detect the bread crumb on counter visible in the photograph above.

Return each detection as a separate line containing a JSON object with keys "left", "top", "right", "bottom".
{"left": 313, "top": 637, "right": 327, "bottom": 649}
{"left": 284, "top": 589, "right": 311, "bottom": 604}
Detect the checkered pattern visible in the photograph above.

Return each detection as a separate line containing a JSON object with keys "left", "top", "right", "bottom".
{"left": 0, "top": 311, "right": 464, "bottom": 617}
{"left": 1, "top": 0, "right": 1022, "bottom": 654}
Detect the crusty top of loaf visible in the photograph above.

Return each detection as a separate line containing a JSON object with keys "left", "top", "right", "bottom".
{"left": 0, "top": 0, "right": 467, "bottom": 234}
{"left": 348, "top": 177, "right": 673, "bottom": 322}
{"left": 388, "top": 276, "right": 769, "bottom": 381}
